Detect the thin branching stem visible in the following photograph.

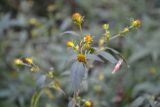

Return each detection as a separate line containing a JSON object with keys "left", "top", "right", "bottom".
{"left": 79, "top": 24, "right": 83, "bottom": 40}
{"left": 110, "top": 33, "right": 122, "bottom": 41}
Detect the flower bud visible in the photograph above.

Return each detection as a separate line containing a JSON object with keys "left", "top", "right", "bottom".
{"left": 66, "top": 41, "right": 75, "bottom": 48}
{"left": 84, "top": 100, "right": 93, "bottom": 107}
{"left": 72, "top": 12, "right": 83, "bottom": 25}
{"left": 14, "top": 59, "right": 23, "bottom": 65}
{"left": 131, "top": 19, "right": 141, "bottom": 28}
{"left": 102, "top": 24, "right": 109, "bottom": 30}
{"left": 122, "top": 27, "right": 129, "bottom": 33}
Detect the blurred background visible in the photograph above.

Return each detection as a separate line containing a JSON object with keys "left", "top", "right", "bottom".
{"left": 0, "top": 0, "right": 160, "bottom": 107}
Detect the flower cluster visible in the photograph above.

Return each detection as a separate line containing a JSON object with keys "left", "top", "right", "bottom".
{"left": 99, "top": 19, "right": 141, "bottom": 49}
{"left": 14, "top": 57, "right": 39, "bottom": 72}
{"left": 14, "top": 12, "right": 141, "bottom": 107}
{"left": 66, "top": 34, "right": 93, "bottom": 63}
{"left": 64, "top": 12, "right": 141, "bottom": 107}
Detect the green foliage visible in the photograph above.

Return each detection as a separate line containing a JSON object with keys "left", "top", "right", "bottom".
{"left": 31, "top": 89, "right": 43, "bottom": 107}
{"left": 0, "top": 0, "right": 160, "bottom": 107}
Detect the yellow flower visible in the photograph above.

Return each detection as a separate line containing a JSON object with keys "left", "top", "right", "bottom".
{"left": 84, "top": 100, "right": 93, "bottom": 107}
{"left": 131, "top": 19, "right": 141, "bottom": 28}
{"left": 77, "top": 54, "right": 86, "bottom": 62}
{"left": 14, "top": 58, "right": 23, "bottom": 65}
{"left": 84, "top": 35, "right": 92, "bottom": 43}
{"left": 72, "top": 12, "right": 83, "bottom": 25}
{"left": 66, "top": 41, "right": 75, "bottom": 48}
{"left": 122, "top": 27, "right": 129, "bottom": 33}
{"left": 24, "top": 57, "right": 33, "bottom": 65}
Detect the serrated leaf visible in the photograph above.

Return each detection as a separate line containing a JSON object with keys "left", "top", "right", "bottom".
{"left": 86, "top": 54, "right": 103, "bottom": 62}
{"left": 71, "top": 62, "right": 86, "bottom": 92}
{"left": 99, "top": 51, "right": 117, "bottom": 64}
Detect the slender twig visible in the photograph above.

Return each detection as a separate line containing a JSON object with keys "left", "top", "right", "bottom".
{"left": 110, "top": 33, "right": 122, "bottom": 41}
{"left": 79, "top": 24, "right": 83, "bottom": 38}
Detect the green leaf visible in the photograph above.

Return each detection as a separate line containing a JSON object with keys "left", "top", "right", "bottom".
{"left": 129, "top": 49, "right": 150, "bottom": 63}
{"left": 86, "top": 54, "right": 104, "bottom": 62}
{"left": 97, "top": 47, "right": 129, "bottom": 68}
{"left": 88, "top": 48, "right": 95, "bottom": 54}
{"left": 71, "top": 62, "right": 86, "bottom": 92}
{"left": 130, "top": 97, "right": 145, "bottom": 107}
{"left": 31, "top": 89, "right": 44, "bottom": 107}
{"left": 68, "top": 98, "right": 76, "bottom": 107}
{"left": 99, "top": 51, "right": 117, "bottom": 64}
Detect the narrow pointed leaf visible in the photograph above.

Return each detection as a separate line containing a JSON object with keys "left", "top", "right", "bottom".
{"left": 68, "top": 99, "right": 76, "bottom": 107}
{"left": 71, "top": 62, "right": 86, "bottom": 92}
{"left": 60, "top": 31, "right": 79, "bottom": 37}
{"left": 31, "top": 89, "right": 44, "bottom": 107}
{"left": 86, "top": 54, "right": 103, "bottom": 62}
{"left": 99, "top": 51, "right": 117, "bottom": 64}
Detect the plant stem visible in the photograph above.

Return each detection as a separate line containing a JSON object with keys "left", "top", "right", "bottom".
{"left": 79, "top": 24, "right": 83, "bottom": 38}
{"left": 79, "top": 24, "right": 83, "bottom": 53}
{"left": 110, "top": 33, "right": 122, "bottom": 41}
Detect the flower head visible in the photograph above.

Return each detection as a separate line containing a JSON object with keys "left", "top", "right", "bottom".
{"left": 14, "top": 58, "right": 23, "bottom": 65}
{"left": 84, "top": 35, "right": 92, "bottom": 43}
{"left": 66, "top": 41, "right": 75, "bottom": 48}
{"left": 72, "top": 12, "right": 83, "bottom": 25}
{"left": 77, "top": 54, "right": 86, "bottom": 62}
{"left": 122, "top": 27, "right": 129, "bottom": 33}
{"left": 102, "top": 24, "right": 109, "bottom": 30}
{"left": 84, "top": 100, "right": 93, "bottom": 107}
{"left": 131, "top": 19, "right": 141, "bottom": 28}
{"left": 24, "top": 57, "right": 33, "bottom": 65}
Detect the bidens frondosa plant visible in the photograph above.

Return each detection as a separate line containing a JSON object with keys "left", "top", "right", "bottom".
{"left": 14, "top": 12, "right": 141, "bottom": 107}
{"left": 66, "top": 13, "right": 141, "bottom": 106}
